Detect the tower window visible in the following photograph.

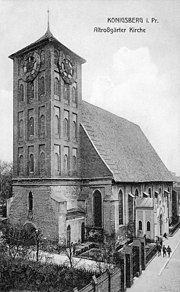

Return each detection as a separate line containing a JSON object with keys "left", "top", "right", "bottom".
{"left": 55, "top": 152, "right": 60, "bottom": 172}
{"left": 19, "top": 84, "right": 24, "bottom": 102}
{"left": 119, "top": 189, "right": 124, "bottom": 225}
{"left": 54, "top": 50, "right": 58, "bottom": 66}
{"left": 135, "top": 189, "right": 139, "bottom": 197}
{"left": 54, "top": 77, "right": 60, "bottom": 99}
{"left": 29, "top": 154, "right": 34, "bottom": 173}
{"left": 39, "top": 151, "right": 45, "bottom": 174}
{"left": 28, "top": 192, "right": 33, "bottom": 212}
{"left": 63, "top": 110, "right": 69, "bottom": 139}
{"left": 29, "top": 117, "right": 34, "bottom": 136}
{"left": 39, "top": 115, "right": 45, "bottom": 135}
{"left": 19, "top": 119, "right": 24, "bottom": 139}
{"left": 18, "top": 155, "right": 24, "bottom": 174}
{"left": 64, "top": 84, "right": 69, "bottom": 103}
{"left": 72, "top": 113, "right": 77, "bottom": 140}
{"left": 38, "top": 76, "right": 45, "bottom": 97}
{"left": 27, "top": 82, "right": 34, "bottom": 102}
{"left": 40, "top": 50, "right": 45, "bottom": 66}
{"left": 72, "top": 86, "right": 77, "bottom": 104}
{"left": 72, "top": 148, "right": 77, "bottom": 174}
{"left": 64, "top": 147, "right": 69, "bottom": 175}
{"left": 55, "top": 115, "right": 60, "bottom": 135}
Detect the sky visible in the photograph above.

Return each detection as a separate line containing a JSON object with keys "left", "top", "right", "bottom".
{"left": 0, "top": 0, "right": 180, "bottom": 175}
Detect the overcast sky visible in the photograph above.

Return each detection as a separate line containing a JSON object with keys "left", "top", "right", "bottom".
{"left": 0, "top": 0, "right": 180, "bottom": 175}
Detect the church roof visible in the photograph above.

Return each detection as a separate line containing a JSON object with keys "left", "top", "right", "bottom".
{"left": 81, "top": 101, "right": 173, "bottom": 183}
{"left": 9, "top": 28, "right": 86, "bottom": 64}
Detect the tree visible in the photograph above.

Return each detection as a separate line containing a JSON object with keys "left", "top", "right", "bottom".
{"left": 0, "top": 160, "right": 13, "bottom": 203}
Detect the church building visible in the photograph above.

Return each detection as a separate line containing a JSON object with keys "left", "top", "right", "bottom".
{"left": 8, "top": 23, "right": 173, "bottom": 245}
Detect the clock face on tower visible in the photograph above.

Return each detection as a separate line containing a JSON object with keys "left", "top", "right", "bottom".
{"left": 58, "top": 57, "right": 74, "bottom": 84}
{"left": 21, "top": 51, "right": 41, "bottom": 82}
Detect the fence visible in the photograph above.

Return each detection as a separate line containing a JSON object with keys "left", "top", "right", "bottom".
{"left": 78, "top": 267, "right": 121, "bottom": 292}
{"left": 146, "top": 244, "right": 157, "bottom": 264}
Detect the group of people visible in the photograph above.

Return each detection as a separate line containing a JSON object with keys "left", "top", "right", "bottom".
{"left": 156, "top": 235, "right": 172, "bottom": 257}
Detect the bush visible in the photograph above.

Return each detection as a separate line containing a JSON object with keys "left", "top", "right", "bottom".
{"left": 0, "top": 254, "right": 99, "bottom": 291}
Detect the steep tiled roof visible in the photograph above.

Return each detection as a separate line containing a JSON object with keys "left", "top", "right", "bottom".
{"left": 9, "top": 28, "right": 86, "bottom": 64}
{"left": 81, "top": 101, "right": 173, "bottom": 182}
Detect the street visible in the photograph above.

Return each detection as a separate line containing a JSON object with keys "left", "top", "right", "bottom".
{"left": 127, "top": 229, "right": 180, "bottom": 292}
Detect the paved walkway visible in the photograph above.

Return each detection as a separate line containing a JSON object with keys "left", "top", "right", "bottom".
{"left": 127, "top": 228, "right": 180, "bottom": 292}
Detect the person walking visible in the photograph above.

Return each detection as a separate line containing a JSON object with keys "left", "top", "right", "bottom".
{"left": 158, "top": 244, "right": 162, "bottom": 256}
{"left": 166, "top": 245, "right": 172, "bottom": 257}
{"left": 162, "top": 245, "right": 166, "bottom": 257}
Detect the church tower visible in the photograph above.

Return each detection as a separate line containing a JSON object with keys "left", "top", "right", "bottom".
{"left": 9, "top": 21, "right": 86, "bottom": 242}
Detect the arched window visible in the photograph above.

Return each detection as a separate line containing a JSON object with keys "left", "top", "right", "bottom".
{"left": 55, "top": 115, "right": 59, "bottom": 135}
{"left": 39, "top": 115, "right": 45, "bottom": 135}
{"left": 159, "top": 187, "right": 162, "bottom": 194}
{"left": 72, "top": 86, "right": 77, "bottom": 103}
{"left": 54, "top": 50, "right": 58, "bottom": 66}
{"left": 29, "top": 154, "right": 34, "bottom": 173}
{"left": 29, "top": 117, "right": 34, "bottom": 136}
{"left": 147, "top": 221, "right": 150, "bottom": 231}
{"left": 54, "top": 77, "right": 60, "bottom": 97}
{"left": 28, "top": 192, "right": 33, "bottom": 212}
{"left": 19, "top": 119, "right": 23, "bottom": 139}
{"left": 64, "top": 84, "right": 69, "bottom": 102}
{"left": 63, "top": 118, "right": 68, "bottom": 138}
{"left": 27, "top": 82, "right": 34, "bottom": 102}
{"left": 119, "top": 190, "right": 123, "bottom": 225}
{"left": 73, "top": 121, "right": 77, "bottom": 140}
{"left": 38, "top": 76, "right": 45, "bottom": 97}
{"left": 139, "top": 221, "right": 142, "bottom": 230}
{"left": 40, "top": 152, "right": 45, "bottom": 173}
{"left": 55, "top": 153, "right": 60, "bottom": 172}
{"left": 19, "top": 84, "right": 24, "bottom": 101}
{"left": 67, "top": 225, "right": 71, "bottom": 247}
{"left": 64, "top": 154, "right": 68, "bottom": 174}
{"left": 135, "top": 189, "right": 139, "bottom": 197}
{"left": 40, "top": 50, "right": 45, "bottom": 65}
{"left": 148, "top": 188, "right": 151, "bottom": 198}
{"left": 19, "top": 155, "right": 24, "bottom": 174}
{"left": 93, "top": 190, "right": 102, "bottom": 227}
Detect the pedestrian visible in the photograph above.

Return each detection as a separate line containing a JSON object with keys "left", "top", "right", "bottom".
{"left": 162, "top": 245, "right": 166, "bottom": 257}
{"left": 163, "top": 232, "right": 168, "bottom": 239}
{"left": 166, "top": 245, "right": 172, "bottom": 257}
{"left": 158, "top": 244, "right": 162, "bottom": 256}
{"left": 159, "top": 237, "right": 163, "bottom": 247}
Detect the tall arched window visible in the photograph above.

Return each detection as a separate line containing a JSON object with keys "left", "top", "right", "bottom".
{"left": 39, "top": 115, "right": 45, "bottom": 135}
{"left": 38, "top": 76, "right": 45, "bottom": 97}
{"left": 19, "top": 119, "right": 24, "bottom": 139}
{"left": 148, "top": 188, "right": 151, "bottom": 198}
{"left": 55, "top": 153, "right": 60, "bottom": 172}
{"left": 72, "top": 86, "right": 77, "bottom": 104}
{"left": 147, "top": 221, "right": 150, "bottom": 231}
{"left": 135, "top": 189, "right": 139, "bottom": 197}
{"left": 29, "top": 117, "right": 34, "bottom": 136}
{"left": 64, "top": 84, "right": 69, "bottom": 103}
{"left": 27, "top": 82, "right": 34, "bottom": 102}
{"left": 55, "top": 115, "right": 59, "bottom": 135}
{"left": 139, "top": 221, "right": 142, "bottom": 230}
{"left": 67, "top": 225, "right": 71, "bottom": 247}
{"left": 54, "top": 77, "right": 60, "bottom": 97}
{"left": 93, "top": 190, "right": 102, "bottom": 227}
{"left": 40, "top": 152, "right": 45, "bottom": 173}
{"left": 19, "top": 155, "right": 24, "bottom": 174}
{"left": 72, "top": 148, "right": 77, "bottom": 174}
{"left": 159, "top": 187, "right": 162, "bottom": 194}
{"left": 28, "top": 192, "right": 33, "bottom": 212}
{"left": 119, "top": 190, "right": 124, "bottom": 225}
{"left": 64, "top": 154, "right": 68, "bottom": 174}
{"left": 73, "top": 121, "right": 77, "bottom": 140}
{"left": 63, "top": 118, "right": 68, "bottom": 138}
{"left": 19, "top": 84, "right": 24, "bottom": 101}
{"left": 29, "top": 154, "right": 34, "bottom": 173}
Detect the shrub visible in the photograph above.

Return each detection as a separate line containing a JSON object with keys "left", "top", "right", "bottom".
{"left": 0, "top": 254, "right": 99, "bottom": 291}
